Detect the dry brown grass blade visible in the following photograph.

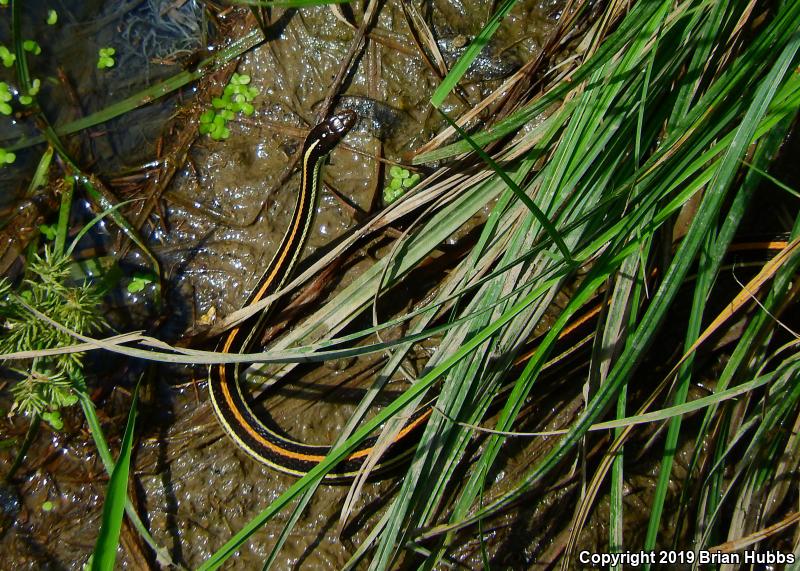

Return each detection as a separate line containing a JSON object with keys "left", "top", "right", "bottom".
{"left": 1, "top": 331, "right": 148, "bottom": 360}
{"left": 338, "top": 408, "right": 417, "bottom": 533}
{"left": 665, "top": 236, "right": 800, "bottom": 381}
{"left": 398, "top": 0, "right": 473, "bottom": 108}
{"left": 329, "top": 4, "right": 415, "bottom": 55}
{"left": 399, "top": 0, "right": 448, "bottom": 79}
{"left": 581, "top": 0, "right": 634, "bottom": 58}
{"left": 492, "top": 0, "right": 591, "bottom": 121}
{"left": 560, "top": 239, "right": 800, "bottom": 566}
{"left": 717, "top": 0, "right": 760, "bottom": 72}
{"left": 710, "top": 511, "right": 800, "bottom": 553}
{"left": 1, "top": 298, "right": 303, "bottom": 365}
{"left": 328, "top": 4, "right": 352, "bottom": 27}
{"left": 317, "top": 0, "right": 380, "bottom": 121}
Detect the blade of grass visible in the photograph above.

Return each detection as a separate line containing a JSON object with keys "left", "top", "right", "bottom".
{"left": 603, "top": 252, "right": 645, "bottom": 567}
{"left": 80, "top": 393, "right": 173, "bottom": 566}
{"left": 3, "top": 413, "right": 40, "bottom": 482}
{"left": 430, "top": 0, "right": 517, "bottom": 108}
{"left": 25, "top": 146, "right": 54, "bottom": 197}
{"left": 53, "top": 176, "right": 75, "bottom": 258}
{"left": 90, "top": 382, "right": 139, "bottom": 571}
{"left": 437, "top": 109, "right": 574, "bottom": 264}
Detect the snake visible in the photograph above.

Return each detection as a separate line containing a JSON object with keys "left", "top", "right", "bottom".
{"left": 208, "top": 111, "right": 430, "bottom": 480}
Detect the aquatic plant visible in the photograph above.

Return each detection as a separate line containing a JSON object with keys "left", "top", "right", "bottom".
{"left": 0, "top": 247, "right": 106, "bottom": 427}
{"left": 0, "top": 147, "right": 16, "bottom": 165}
{"left": 22, "top": 39, "right": 40, "bottom": 55}
{"left": 384, "top": 165, "right": 421, "bottom": 204}
{"left": 97, "top": 47, "right": 115, "bottom": 69}
{"left": 0, "top": 44, "right": 15, "bottom": 67}
{"left": 199, "top": 72, "right": 258, "bottom": 140}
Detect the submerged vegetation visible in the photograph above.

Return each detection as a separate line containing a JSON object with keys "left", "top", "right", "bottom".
{"left": 0, "top": 246, "right": 105, "bottom": 424}
{"left": 199, "top": 72, "right": 258, "bottom": 140}
{"left": 0, "top": 0, "right": 799, "bottom": 569}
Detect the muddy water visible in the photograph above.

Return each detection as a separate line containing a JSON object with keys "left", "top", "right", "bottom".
{"left": 0, "top": 0, "right": 563, "bottom": 568}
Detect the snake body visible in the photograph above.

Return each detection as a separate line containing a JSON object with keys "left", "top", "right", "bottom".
{"left": 209, "top": 111, "right": 429, "bottom": 480}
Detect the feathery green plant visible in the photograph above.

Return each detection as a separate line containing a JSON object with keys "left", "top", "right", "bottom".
{"left": 0, "top": 246, "right": 106, "bottom": 427}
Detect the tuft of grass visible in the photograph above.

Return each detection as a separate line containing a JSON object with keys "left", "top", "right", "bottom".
{"left": 191, "top": 1, "right": 800, "bottom": 569}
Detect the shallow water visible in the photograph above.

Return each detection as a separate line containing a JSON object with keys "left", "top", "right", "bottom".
{"left": 0, "top": 1, "right": 563, "bottom": 568}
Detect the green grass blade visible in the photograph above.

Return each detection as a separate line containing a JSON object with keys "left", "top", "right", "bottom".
{"left": 25, "top": 146, "right": 54, "bottom": 197}
{"left": 643, "top": 235, "right": 715, "bottom": 555}
{"left": 437, "top": 109, "right": 574, "bottom": 263}
{"left": 10, "top": 0, "right": 30, "bottom": 90}
{"left": 80, "top": 394, "right": 173, "bottom": 566}
{"left": 605, "top": 252, "right": 646, "bottom": 563}
{"left": 64, "top": 199, "right": 136, "bottom": 259}
{"left": 90, "top": 383, "right": 139, "bottom": 571}
{"left": 430, "top": 0, "right": 517, "bottom": 108}
{"left": 53, "top": 176, "right": 75, "bottom": 258}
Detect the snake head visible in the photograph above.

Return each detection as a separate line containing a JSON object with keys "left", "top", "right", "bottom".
{"left": 304, "top": 110, "right": 358, "bottom": 156}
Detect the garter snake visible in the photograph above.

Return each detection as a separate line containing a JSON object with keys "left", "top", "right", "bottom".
{"left": 208, "top": 111, "right": 430, "bottom": 480}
